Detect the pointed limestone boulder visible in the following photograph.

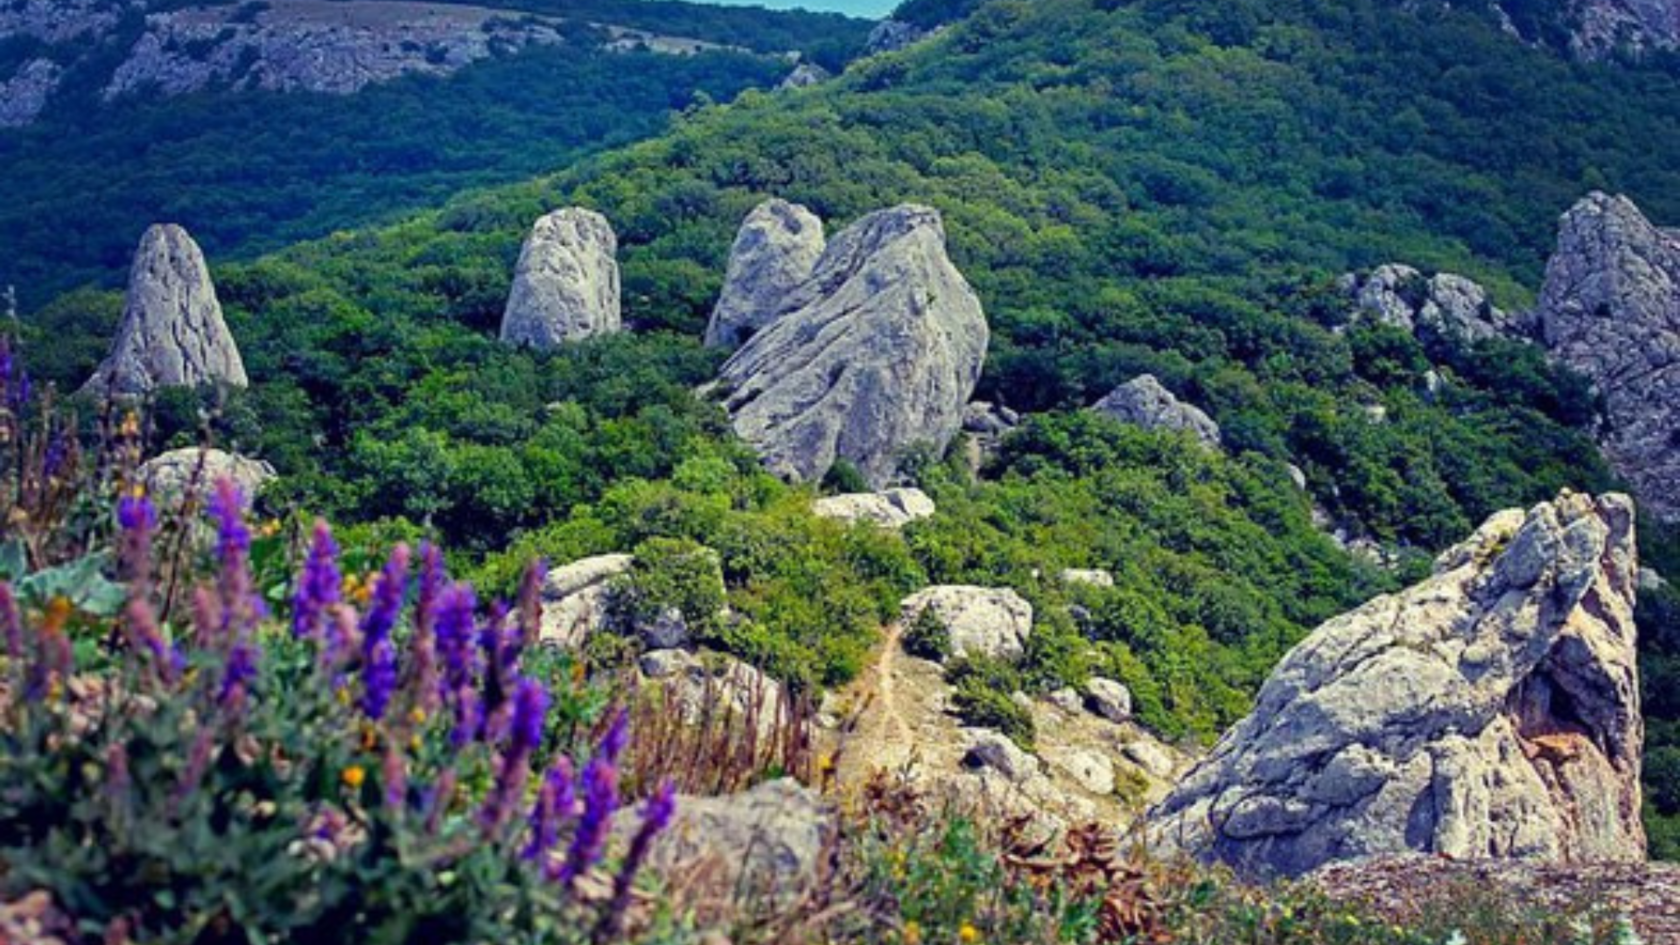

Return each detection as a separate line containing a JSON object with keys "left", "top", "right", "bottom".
{"left": 704, "top": 199, "right": 825, "bottom": 348}
{"left": 499, "top": 208, "right": 621, "bottom": 349}
{"left": 83, "top": 225, "right": 247, "bottom": 397}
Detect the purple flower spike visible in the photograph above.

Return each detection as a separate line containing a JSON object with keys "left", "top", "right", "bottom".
{"left": 208, "top": 478, "right": 264, "bottom": 643}
{"left": 600, "top": 779, "right": 677, "bottom": 929}
{"left": 219, "top": 639, "right": 258, "bottom": 711}
{"left": 436, "top": 583, "right": 478, "bottom": 693}
{"left": 598, "top": 708, "right": 630, "bottom": 765}
{"left": 362, "top": 637, "right": 398, "bottom": 721}
{"left": 558, "top": 755, "right": 618, "bottom": 888}
{"left": 415, "top": 543, "right": 445, "bottom": 639}
{"left": 510, "top": 677, "right": 549, "bottom": 755}
{"left": 359, "top": 545, "right": 410, "bottom": 721}
{"left": 479, "top": 678, "right": 548, "bottom": 835}
{"left": 525, "top": 756, "right": 576, "bottom": 867}
{"left": 208, "top": 478, "right": 252, "bottom": 566}
{"left": 117, "top": 491, "right": 158, "bottom": 533}
{"left": 293, "top": 520, "right": 341, "bottom": 641}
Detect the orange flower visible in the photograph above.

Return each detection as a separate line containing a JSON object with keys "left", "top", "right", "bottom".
{"left": 341, "top": 765, "right": 366, "bottom": 789}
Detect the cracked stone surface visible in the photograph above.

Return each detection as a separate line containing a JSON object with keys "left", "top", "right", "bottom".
{"left": 1148, "top": 491, "right": 1645, "bottom": 879}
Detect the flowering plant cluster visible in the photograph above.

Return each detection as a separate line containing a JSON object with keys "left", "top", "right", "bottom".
{"left": 0, "top": 478, "right": 674, "bottom": 944}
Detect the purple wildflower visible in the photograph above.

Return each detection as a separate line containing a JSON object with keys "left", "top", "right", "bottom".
{"left": 414, "top": 543, "right": 445, "bottom": 639}
{"left": 424, "top": 767, "right": 457, "bottom": 835}
{"left": 207, "top": 479, "right": 263, "bottom": 643}
{"left": 292, "top": 520, "right": 341, "bottom": 641}
{"left": 558, "top": 755, "right": 618, "bottom": 888}
{"left": 524, "top": 755, "right": 576, "bottom": 867}
{"left": 116, "top": 490, "right": 157, "bottom": 586}
{"left": 598, "top": 707, "right": 630, "bottom": 764}
{"left": 8, "top": 367, "right": 30, "bottom": 416}
{"left": 479, "top": 677, "right": 549, "bottom": 835}
{"left": 41, "top": 427, "right": 66, "bottom": 481}
{"left": 599, "top": 780, "right": 677, "bottom": 934}
{"left": 173, "top": 728, "right": 216, "bottom": 807}
{"left": 218, "top": 639, "right": 258, "bottom": 712}
{"left": 124, "top": 597, "right": 174, "bottom": 685}
{"left": 436, "top": 583, "right": 477, "bottom": 692}
{"left": 450, "top": 685, "right": 482, "bottom": 748}
{"left": 359, "top": 545, "right": 410, "bottom": 721}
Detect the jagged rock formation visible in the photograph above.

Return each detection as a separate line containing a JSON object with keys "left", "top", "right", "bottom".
{"left": 865, "top": 18, "right": 926, "bottom": 53}
{"left": 539, "top": 553, "right": 634, "bottom": 647}
{"left": 777, "top": 62, "right": 831, "bottom": 89}
{"left": 84, "top": 225, "right": 248, "bottom": 397}
{"left": 1341, "top": 264, "right": 1520, "bottom": 345}
{"left": 716, "top": 205, "right": 988, "bottom": 487}
{"left": 1091, "top": 375, "right": 1221, "bottom": 449}
{"left": 704, "top": 199, "right": 825, "bottom": 349}
{"left": 900, "top": 585, "right": 1032, "bottom": 661}
{"left": 1490, "top": 0, "right": 1680, "bottom": 60}
{"left": 1536, "top": 192, "right": 1680, "bottom": 521}
{"left": 811, "top": 487, "right": 936, "bottom": 529}
{"left": 138, "top": 447, "right": 276, "bottom": 504}
{"left": 500, "top": 208, "right": 621, "bottom": 349}
{"left": 1149, "top": 492, "right": 1646, "bottom": 879}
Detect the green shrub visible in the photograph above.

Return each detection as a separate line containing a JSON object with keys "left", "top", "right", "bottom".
{"left": 947, "top": 655, "right": 1035, "bottom": 747}
{"left": 902, "top": 605, "right": 952, "bottom": 661}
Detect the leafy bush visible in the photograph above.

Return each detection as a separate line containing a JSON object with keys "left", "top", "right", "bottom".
{"left": 947, "top": 655, "right": 1035, "bottom": 747}
{"left": 901, "top": 604, "right": 951, "bottom": 661}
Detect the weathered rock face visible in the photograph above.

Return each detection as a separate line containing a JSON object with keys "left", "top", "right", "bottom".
{"left": 1536, "top": 192, "right": 1680, "bottom": 521}
{"left": 900, "top": 585, "right": 1032, "bottom": 661}
{"left": 538, "top": 553, "right": 634, "bottom": 647}
{"left": 716, "top": 205, "right": 988, "bottom": 487}
{"left": 1149, "top": 492, "right": 1645, "bottom": 879}
{"left": 138, "top": 447, "right": 276, "bottom": 505}
{"left": 811, "top": 487, "right": 936, "bottom": 529}
{"left": 704, "top": 199, "right": 826, "bottom": 349}
{"left": 1341, "top": 264, "right": 1519, "bottom": 345}
{"left": 0, "top": 58, "right": 62, "bottom": 128}
{"left": 1492, "top": 0, "right": 1680, "bottom": 60}
{"left": 1091, "top": 375, "right": 1221, "bottom": 449}
{"left": 84, "top": 225, "right": 248, "bottom": 397}
{"left": 500, "top": 208, "right": 621, "bottom": 349}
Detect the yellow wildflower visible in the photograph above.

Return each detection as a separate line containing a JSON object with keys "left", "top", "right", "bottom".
{"left": 341, "top": 765, "right": 365, "bottom": 789}
{"left": 958, "top": 923, "right": 980, "bottom": 944}
{"left": 902, "top": 920, "right": 921, "bottom": 945}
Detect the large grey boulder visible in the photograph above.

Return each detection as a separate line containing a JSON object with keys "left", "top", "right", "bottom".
{"left": 901, "top": 585, "right": 1032, "bottom": 662}
{"left": 1092, "top": 375, "right": 1221, "bottom": 449}
{"left": 704, "top": 199, "right": 825, "bottom": 349}
{"left": 138, "top": 447, "right": 275, "bottom": 505}
{"left": 865, "top": 18, "right": 926, "bottom": 53}
{"left": 811, "top": 487, "right": 936, "bottom": 529}
{"left": 499, "top": 208, "right": 620, "bottom": 349}
{"left": 83, "top": 225, "right": 247, "bottom": 397}
{"left": 1342, "top": 264, "right": 1518, "bottom": 345}
{"left": 1536, "top": 192, "right": 1680, "bottom": 521}
{"left": 538, "top": 553, "right": 634, "bottom": 647}
{"left": 777, "top": 62, "right": 831, "bottom": 89}
{"left": 1149, "top": 491, "right": 1646, "bottom": 879}
{"left": 716, "top": 205, "right": 988, "bottom": 487}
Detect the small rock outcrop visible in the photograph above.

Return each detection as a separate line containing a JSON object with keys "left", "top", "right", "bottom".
{"left": 865, "top": 18, "right": 927, "bottom": 53}
{"left": 1341, "top": 264, "right": 1518, "bottom": 345}
{"left": 777, "top": 62, "right": 831, "bottom": 89}
{"left": 811, "top": 487, "right": 936, "bottom": 529}
{"left": 1084, "top": 677, "right": 1132, "bottom": 723}
{"left": 499, "top": 208, "right": 621, "bottom": 349}
{"left": 900, "top": 585, "right": 1032, "bottom": 662}
{"left": 704, "top": 199, "right": 825, "bottom": 349}
{"left": 1536, "top": 192, "right": 1680, "bottom": 521}
{"left": 1149, "top": 492, "right": 1646, "bottom": 879}
{"left": 1490, "top": 0, "right": 1680, "bottom": 60}
{"left": 0, "top": 58, "right": 61, "bottom": 127}
{"left": 138, "top": 447, "right": 275, "bottom": 505}
{"left": 84, "top": 225, "right": 248, "bottom": 397}
{"left": 716, "top": 204, "right": 988, "bottom": 487}
{"left": 1091, "top": 375, "right": 1221, "bottom": 449}
{"left": 538, "top": 553, "right": 634, "bottom": 647}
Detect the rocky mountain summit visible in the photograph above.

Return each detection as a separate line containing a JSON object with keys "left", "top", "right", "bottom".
{"left": 705, "top": 199, "right": 826, "bottom": 348}
{"left": 82, "top": 225, "right": 247, "bottom": 397}
{"left": 499, "top": 208, "right": 622, "bottom": 349}
{"left": 716, "top": 204, "right": 987, "bottom": 488}
{"left": 0, "top": 0, "right": 734, "bottom": 128}
{"left": 1150, "top": 491, "right": 1645, "bottom": 878}
{"left": 1536, "top": 192, "right": 1680, "bottom": 521}
{"left": 1091, "top": 375, "right": 1222, "bottom": 449}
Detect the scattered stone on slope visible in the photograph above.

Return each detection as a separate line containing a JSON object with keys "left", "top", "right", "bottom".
{"left": 1091, "top": 374, "right": 1221, "bottom": 449}
{"left": 716, "top": 204, "right": 988, "bottom": 487}
{"left": 499, "top": 208, "right": 621, "bottom": 349}
{"left": 636, "top": 648, "right": 784, "bottom": 735}
{"left": 616, "top": 778, "right": 832, "bottom": 910}
{"left": 0, "top": 58, "right": 61, "bottom": 128}
{"left": 1341, "top": 264, "right": 1519, "bottom": 345}
{"left": 811, "top": 487, "right": 936, "bottom": 529}
{"left": 1058, "top": 568, "right": 1114, "bottom": 588}
{"left": 777, "top": 62, "right": 831, "bottom": 89}
{"left": 1536, "top": 192, "right": 1680, "bottom": 521}
{"left": 138, "top": 447, "right": 276, "bottom": 506}
{"left": 1148, "top": 491, "right": 1645, "bottom": 879}
{"left": 538, "top": 553, "right": 634, "bottom": 647}
{"left": 704, "top": 199, "right": 825, "bottom": 349}
{"left": 900, "top": 585, "right": 1032, "bottom": 662}
{"left": 1084, "top": 677, "right": 1132, "bottom": 723}
{"left": 83, "top": 225, "right": 248, "bottom": 397}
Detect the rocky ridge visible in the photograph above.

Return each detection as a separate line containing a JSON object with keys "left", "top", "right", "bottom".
{"left": 1149, "top": 491, "right": 1646, "bottom": 879}
{"left": 83, "top": 224, "right": 248, "bottom": 397}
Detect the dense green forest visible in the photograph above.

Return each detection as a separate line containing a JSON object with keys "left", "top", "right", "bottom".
{"left": 0, "top": 1, "right": 868, "bottom": 309}
{"left": 18, "top": 0, "right": 1680, "bottom": 853}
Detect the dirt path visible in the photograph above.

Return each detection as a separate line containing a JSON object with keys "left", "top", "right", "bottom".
{"left": 833, "top": 622, "right": 938, "bottom": 786}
